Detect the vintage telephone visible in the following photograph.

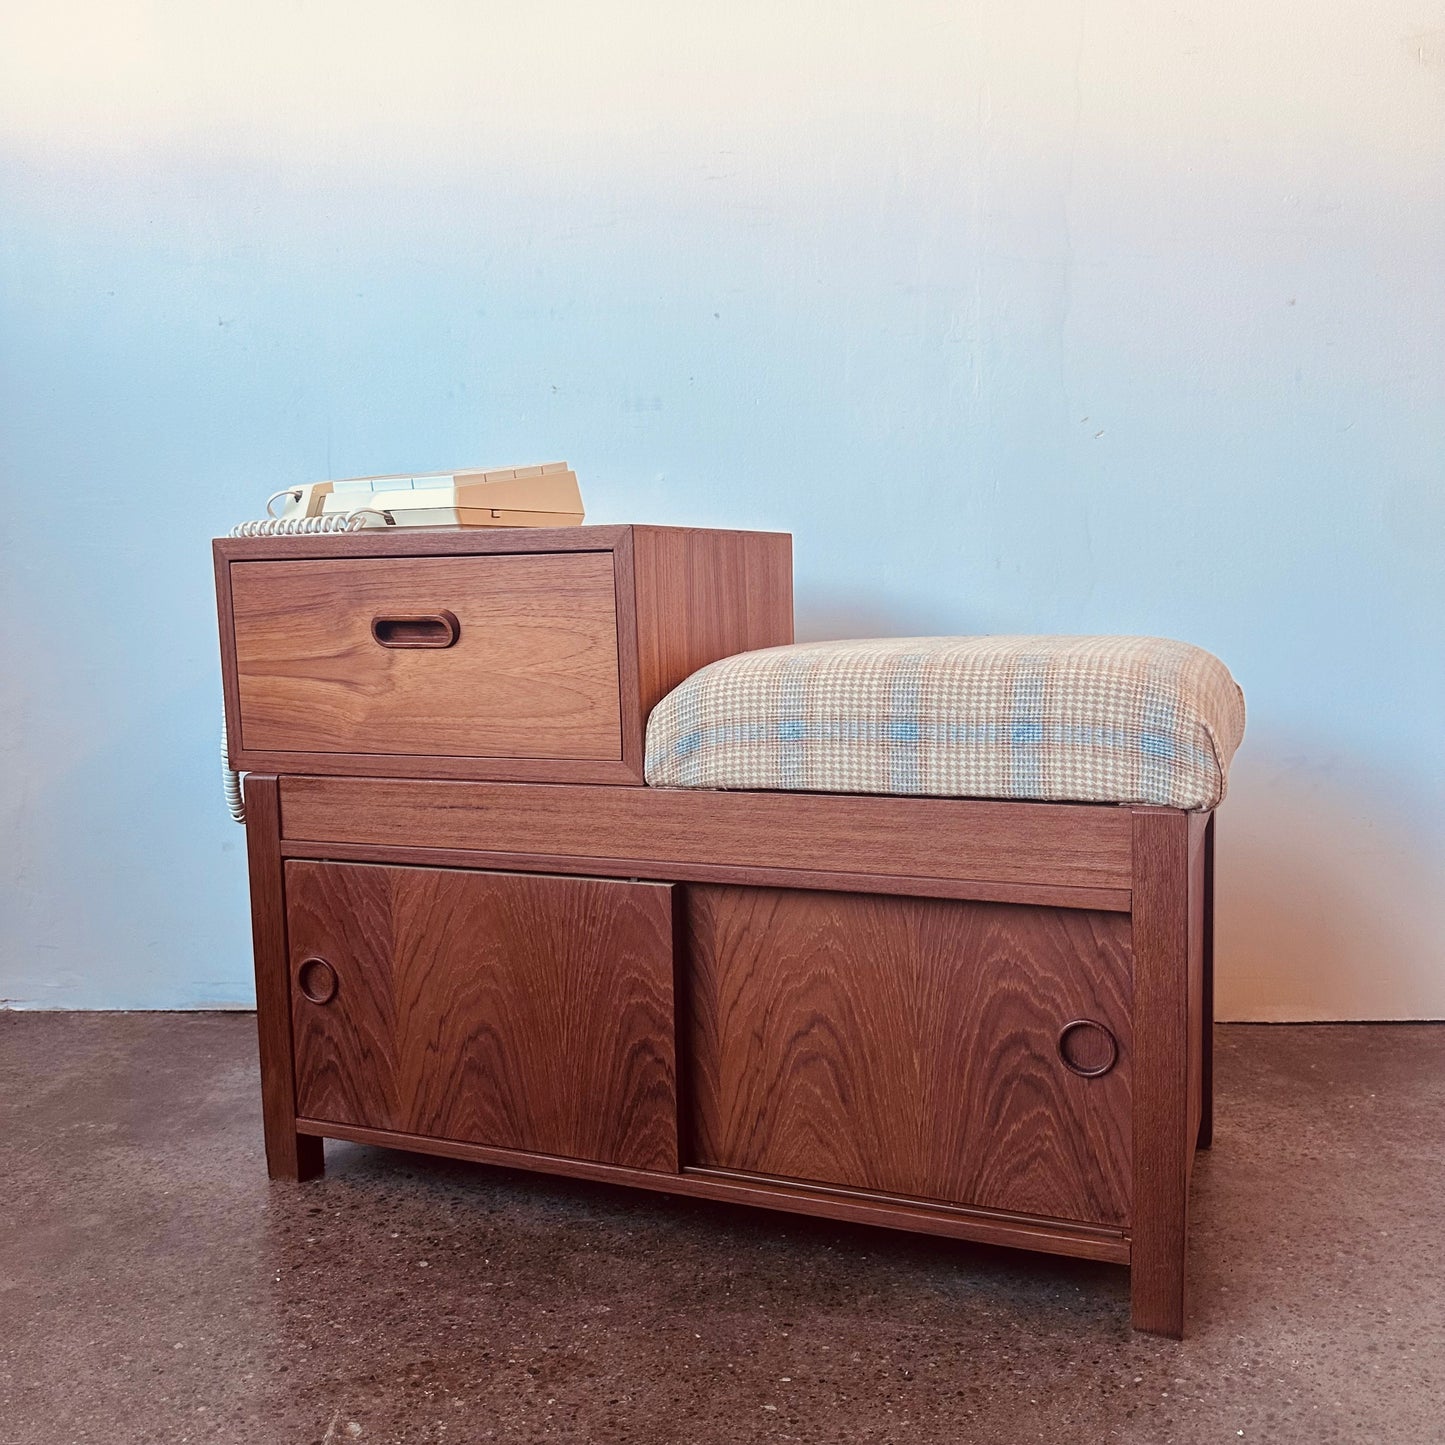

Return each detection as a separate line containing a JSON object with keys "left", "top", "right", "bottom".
{"left": 221, "top": 462, "right": 584, "bottom": 819}
{"left": 229, "top": 461, "right": 584, "bottom": 536}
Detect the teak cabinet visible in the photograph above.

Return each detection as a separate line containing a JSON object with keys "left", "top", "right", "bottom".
{"left": 217, "top": 524, "right": 1213, "bottom": 1338}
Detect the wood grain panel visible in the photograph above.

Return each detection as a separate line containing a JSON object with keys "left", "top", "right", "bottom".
{"left": 243, "top": 776, "right": 324, "bottom": 1181}
{"left": 231, "top": 552, "right": 622, "bottom": 760}
{"left": 214, "top": 524, "right": 642, "bottom": 565}
{"left": 285, "top": 862, "right": 678, "bottom": 1172}
{"left": 1197, "top": 811, "right": 1215, "bottom": 1149}
{"left": 293, "top": 1120, "right": 1129, "bottom": 1264}
{"left": 234, "top": 751, "right": 643, "bottom": 786}
{"left": 1129, "top": 807, "right": 1194, "bottom": 1337}
{"left": 279, "top": 838, "right": 1132, "bottom": 912}
{"left": 629, "top": 525, "right": 794, "bottom": 722}
{"left": 279, "top": 777, "right": 1134, "bottom": 892}
{"left": 685, "top": 886, "right": 1134, "bottom": 1225}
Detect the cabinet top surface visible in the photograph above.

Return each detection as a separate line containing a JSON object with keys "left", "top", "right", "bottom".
{"left": 214, "top": 523, "right": 791, "bottom": 563}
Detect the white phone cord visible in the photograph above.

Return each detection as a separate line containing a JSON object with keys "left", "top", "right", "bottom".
{"left": 228, "top": 489, "right": 385, "bottom": 538}
{"left": 221, "top": 698, "right": 247, "bottom": 823}
{"left": 221, "top": 493, "right": 384, "bottom": 823}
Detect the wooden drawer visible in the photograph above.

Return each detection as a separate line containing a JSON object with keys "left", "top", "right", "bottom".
{"left": 231, "top": 552, "right": 622, "bottom": 763}
{"left": 215, "top": 525, "right": 793, "bottom": 784}
{"left": 685, "top": 886, "right": 1134, "bottom": 1226}
{"left": 286, "top": 861, "right": 679, "bottom": 1172}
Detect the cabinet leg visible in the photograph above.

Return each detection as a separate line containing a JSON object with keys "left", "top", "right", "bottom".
{"left": 1130, "top": 809, "right": 1193, "bottom": 1338}
{"left": 245, "top": 774, "right": 322, "bottom": 1184}
{"left": 1130, "top": 1236, "right": 1187, "bottom": 1338}
{"left": 1197, "top": 814, "right": 1216, "bottom": 1151}
{"left": 267, "top": 1130, "right": 325, "bottom": 1183}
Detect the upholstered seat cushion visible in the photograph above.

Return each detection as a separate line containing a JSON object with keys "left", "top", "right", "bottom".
{"left": 644, "top": 636, "right": 1244, "bottom": 809}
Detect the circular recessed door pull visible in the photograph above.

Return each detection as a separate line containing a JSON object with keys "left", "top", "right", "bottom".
{"left": 296, "top": 956, "right": 339, "bottom": 1006}
{"left": 1057, "top": 1018, "right": 1119, "bottom": 1078}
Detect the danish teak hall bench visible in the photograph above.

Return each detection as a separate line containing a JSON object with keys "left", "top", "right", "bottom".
{"left": 214, "top": 523, "right": 1245, "bottom": 1337}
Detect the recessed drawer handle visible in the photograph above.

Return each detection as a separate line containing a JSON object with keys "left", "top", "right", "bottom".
{"left": 371, "top": 610, "right": 460, "bottom": 649}
{"left": 296, "top": 957, "right": 339, "bottom": 1005}
{"left": 1057, "top": 1019, "right": 1119, "bottom": 1078}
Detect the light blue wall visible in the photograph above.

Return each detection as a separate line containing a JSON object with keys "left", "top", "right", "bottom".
{"left": 2, "top": 2, "right": 1442, "bottom": 1016}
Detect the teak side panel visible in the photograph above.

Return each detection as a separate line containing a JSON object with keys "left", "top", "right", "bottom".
{"left": 231, "top": 552, "right": 622, "bottom": 761}
{"left": 1197, "top": 812, "right": 1216, "bottom": 1149}
{"left": 285, "top": 862, "right": 679, "bottom": 1173}
{"left": 278, "top": 778, "right": 1134, "bottom": 892}
{"left": 243, "top": 775, "right": 323, "bottom": 1182}
{"left": 1129, "top": 808, "right": 1194, "bottom": 1337}
{"left": 629, "top": 526, "right": 795, "bottom": 723}
{"left": 1188, "top": 813, "right": 1209, "bottom": 1154}
{"left": 685, "top": 886, "right": 1134, "bottom": 1226}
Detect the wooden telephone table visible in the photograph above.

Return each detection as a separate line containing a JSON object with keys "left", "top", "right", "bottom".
{"left": 215, "top": 524, "right": 1213, "bottom": 1337}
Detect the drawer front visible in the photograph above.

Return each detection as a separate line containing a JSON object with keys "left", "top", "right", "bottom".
{"left": 686, "top": 886, "right": 1133, "bottom": 1226}
{"left": 286, "top": 861, "right": 678, "bottom": 1173}
{"left": 230, "top": 552, "right": 622, "bottom": 762}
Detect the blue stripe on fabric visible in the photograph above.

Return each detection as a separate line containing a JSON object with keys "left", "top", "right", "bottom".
{"left": 650, "top": 685, "right": 1218, "bottom": 801}
{"left": 660, "top": 718, "right": 1213, "bottom": 762}
{"left": 1009, "top": 654, "right": 1048, "bottom": 796}
{"left": 1138, "top": 686, "right": 1177, "bottom": 804}
{"left": 939, "top": 721, "right": 1005, "bottom": 746}
{"left": 671, "top": 730, "right": 704, "bottom": 758}
{"left": 888, "top": 655, "right": 924, "bottom": 792}
{"left": 776, "top": 656, "right": 813, "bottom": 789}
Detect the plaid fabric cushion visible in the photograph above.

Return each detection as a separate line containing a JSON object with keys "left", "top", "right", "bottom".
{"left": 644, "top": 636, "right": 1244, "bottom": 809}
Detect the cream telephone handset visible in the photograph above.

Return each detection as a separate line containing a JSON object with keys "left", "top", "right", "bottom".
{"left": 221, "top": 462, "right": 585, "bottom": 820}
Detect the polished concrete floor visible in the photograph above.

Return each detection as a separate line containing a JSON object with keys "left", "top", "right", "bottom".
{"left": 2, "top": 1014, "right": 1442, "bottom": 1445}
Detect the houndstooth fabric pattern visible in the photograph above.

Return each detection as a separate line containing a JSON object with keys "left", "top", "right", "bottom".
{"left": 644, "top": 636, "right": 1245, "bottom": 809}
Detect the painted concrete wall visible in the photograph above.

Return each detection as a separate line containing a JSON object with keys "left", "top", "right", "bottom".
{"left": 2, "top": 2, "right": 1441, "bottom": 1017}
